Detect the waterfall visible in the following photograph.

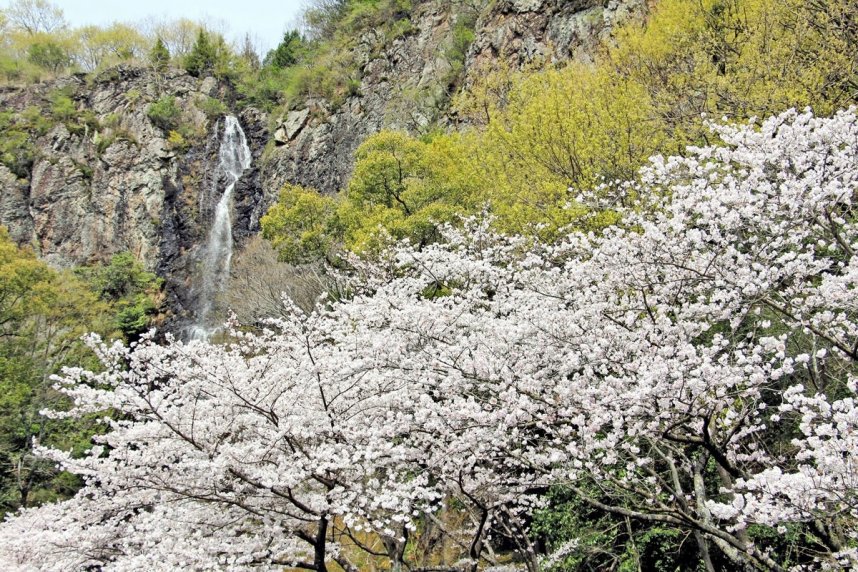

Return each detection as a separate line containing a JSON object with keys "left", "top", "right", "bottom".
{"left": 189, "top": 115, "right": 252, "bottom": 340}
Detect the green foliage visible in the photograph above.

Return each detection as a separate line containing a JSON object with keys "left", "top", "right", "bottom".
{"left": 147, "top": 95, "right": 182, "bottom": 132}
{"left": 237, "top": 0, "right": 421, "bottom": 110}
{"left": 0, "top": 127, "right": 35, "bottom": 179}
{"left": 280, "top": 46, "right": 362, "bottom": 109}
{"left": 0, "top": 106, "right": 50, "bottom": 178}
{"left": 73, "top": 23, "right": 147, "bottom": 71}
{"left": 262, "top": 0, "right": 858, "bottom": 278}
{"left": 235, "top": 66, "right": 293, "bottom": 110}
{"left": 3, "top": 0, "right": 67, "bottom": 35}
{"left": 387, "top": 17, "right": 414, "bottom": 41}
{"left": 264, "top": 30, "right": 304, "bottom": 69}
{"left": 262, "top": 130, "right": 477, "bottom": 261}
{"left": 532, "top": 486, "right": 720, "bottom": 571}
{"left": 456, "top": 64, "right": 654, "bottom": 239}
{"left": 166, "top": 130, "right": 187, "bottom": 150}
{"left": 82, "top": 252, "right": 157, "bottom": 300}
{"left": 0, "top": 228, "right": 111, "bottom": 516}
{"left": 148, "top": 36, "right": 170, "bottom": 71}
{"left": 305, "top": 0, "right": 413, "bottom": 40}
{"left": 26, "top": 40, "right": 67, "bottom": 72}
{"left": 454, "top": 0, "right": 857, "bottom": 197}
{"left": 47, "top": 90, "right": 75, "bottom": 121}
{"left": 343, "top": 130, "right": 468, "bottom": 250}
{"left": 0, "top": 10, "right": 240, "bottom": 85}
{"left": 73, "top": 159, "right": 92, "bottom": 180}
{"left": 443, "top": 12, "right": 476, "bottom": 88}
{"left": 195, "top": 96, "right": 227, "bottom": 120}
{"left": 183, "top": 29, "right": 215, "bottom": 77}
{"left": 532, "top": 487, "right": 623, "bottom": 571}
{"left": 261, "top": 184, "right": 342, "bottom": 264}
{"left": 76, "top": 252, "right": 163, "bottom": 342}
{"left": 124, "top": 88, "right": 142, "bottom": 104}
{"left": 46, "top": 89, "right": 99, "bottom": 135}
{"left": 183, "top": 28, "right": 235, "bottom": 80}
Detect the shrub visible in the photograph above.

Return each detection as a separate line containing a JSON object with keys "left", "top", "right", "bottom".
{"left": 147, "top": 95, "right": 182, "bottom": 132}
{"left": 166, "top": 130, "right": 188, "bottom": 150}
{"left": 48, "top": 91, "right": 76, "bottom": 122}
{"left": 26, "top": 41, "right": 68, "bottom": 73}
{"left": 195, "top": 96, "right": 227, "bottom": 120}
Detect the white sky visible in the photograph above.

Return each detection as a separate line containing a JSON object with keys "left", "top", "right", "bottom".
{"left": 1, "top": 0, "right": 307, "bottom": 53}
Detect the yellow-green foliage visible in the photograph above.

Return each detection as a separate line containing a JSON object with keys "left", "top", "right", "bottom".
{"left": 456, "top": 65, "right": 656, "bottom": 236}
{"left": 458, "top": 0, "right": 858, "bottom": 217}
{"left": 263, "top": 0, "right": 857, "bottom": 261}
{"left": 342, "top": 131, "right": 480, "bottom": 253}
{"left": 282, "top": 46, "right": 361, "bottom": 108}
{"left": 73, "top": 23, "right": 148, "bottom": 72}
{"left": 261, "top": 184, "right": 342, "bottom": 264}
{"left": 0, "top": 228, "right": 110, "bottom": 514}
{"left": 166, "top": 130, "right": 188, "bottom": 150}
{"left": 0, "top": 105, "right": 51, "bottom": 178}
{"left": 0, "top": 5, "right": 258, "bottom": 86}
{"left": 0, "top": 230, "right": 164, "bottom": 514}
{"left": 241, "top": 0, "right": 416, "bottom": 111}
{"left": 606, "top": 0, "right": 857, "bottom": 141}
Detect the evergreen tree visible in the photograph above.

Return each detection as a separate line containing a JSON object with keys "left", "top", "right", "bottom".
{"left": 264, "top": 29, "right": 302, "bottom": 69}
{"left": 148, "top": 36, "right": 170, "bottom": 71}
{"left": 183, "top": 29, "right": 215, "bottom": 77}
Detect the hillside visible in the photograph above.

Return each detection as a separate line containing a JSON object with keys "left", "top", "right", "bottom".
{"left": 0, "top": 0, "right": 856, "bottom": 570}
{"left": 0, "top": 0, "right": 648, "bottom": 328}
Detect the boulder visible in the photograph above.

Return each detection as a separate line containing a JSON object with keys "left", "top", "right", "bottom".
{"left": 274, "top": 108, "right": 311, "bottom": 145}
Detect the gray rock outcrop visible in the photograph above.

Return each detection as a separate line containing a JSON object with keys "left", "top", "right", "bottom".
{"left": 0, "top": 66, "right": 268, "bottom": 327}
{"left": 0, "top": 0, "right": 641, "bottom": 330}
{"left": 261, "top": 0, "right": 644, "bottom": 195}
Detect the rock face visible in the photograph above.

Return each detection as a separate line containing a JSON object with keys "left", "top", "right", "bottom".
{"left": 471, "top": 0, "right": 642, "bottom": 66}
{"left": 274, "top": 109, "right": 310, "bottom": 144}
{"left": 261, "top": 0, "right": 644, "bottom": 195}
{"left": 0, "top": 66, "right": 268, "bottom": 326}
{"left": 0, "top": 0, "right": 640, "bottom": 329}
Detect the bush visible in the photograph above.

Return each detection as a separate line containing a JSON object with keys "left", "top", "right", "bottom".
{"left": 443, "top": 12, "right": 476, "bottom": 88}
{"left": 0, "top": 107, "right": 50, "bottom": 178}
{"left": 166, "top": 130, "right": 188, "bottom": 150}
{"left": 26, "top": 41, "right": 68, "bottom": 73}
{"left": 195, "top": 96, "right": 227, "bottom": 120}
{"left": 75, "top": 251, "right": 163, "bottom": 341}
{"left": 46, "top": 89, "right": 100, "bottom": 136}
{"left": 48, "top": 91, "right": 76, "bottom": 122}
{"left": 147, "top": 95, "right": 182, "bottom": 132}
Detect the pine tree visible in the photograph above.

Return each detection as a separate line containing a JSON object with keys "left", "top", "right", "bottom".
{"left": 148, "top": 37, "right": 170, "bottom": 71}
{"left": 184, "top": 29, "right": 215, "bottom": 77}
{"left": 264, "top": 30, "right": 302, "bottom": 69}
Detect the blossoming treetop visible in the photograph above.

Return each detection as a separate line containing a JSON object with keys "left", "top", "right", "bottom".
{"left": 1, "top": 108, "right": 857, "bottom": 571}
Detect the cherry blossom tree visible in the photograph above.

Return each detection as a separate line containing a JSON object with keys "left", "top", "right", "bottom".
{"left": 0, "top": 313, "right": 440, "bottom": 571}
{"left": 1, "top": 107, "right": 857, "bottom": 571}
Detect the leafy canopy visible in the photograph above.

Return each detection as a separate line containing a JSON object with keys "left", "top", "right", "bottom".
{"left": 264, "top": 0, "right": 858, "bottom": 262}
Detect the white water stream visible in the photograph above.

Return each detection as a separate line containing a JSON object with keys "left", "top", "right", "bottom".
{"left": 189, "top": 115, "right": 252, "bottom": 340}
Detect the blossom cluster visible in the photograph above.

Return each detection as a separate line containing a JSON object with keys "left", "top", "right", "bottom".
{"left": 1, "top": 108, "right": 857, "bottom": 571}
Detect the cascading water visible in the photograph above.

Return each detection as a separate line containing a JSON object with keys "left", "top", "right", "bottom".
{"left": 189, "top": 115, "right": 252, "bottom": 340}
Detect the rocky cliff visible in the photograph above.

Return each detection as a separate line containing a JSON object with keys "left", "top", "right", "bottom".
{"left": 0, "top": 66, "right": 269, "bottom": 326}
{"left": 263, "top": 0, "right": 643, "bottom": 194}
{"left": 0, "top": 0, "right": 641, "bottom": 329}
